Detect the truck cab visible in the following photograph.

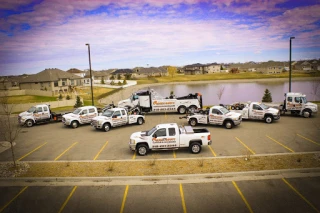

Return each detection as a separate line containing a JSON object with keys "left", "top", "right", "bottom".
{"left": 91, "top": 107, "right": 145, "bottom": 132}
{"left": 186, "top": 106, "right": 242, "bottom": 129}
{"left": 62, "top": 106, "right": 98, "bottom": 128}
{"left": 18, "top": 104, "right": 51, "bottom": 127}
{"left": 281, "top": 93, "right": 318, "bottom": 118}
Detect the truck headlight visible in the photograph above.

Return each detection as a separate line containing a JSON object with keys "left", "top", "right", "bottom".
{"left": 99, "top": 120, "right": 103, "bottom": 125}
{"left": 130, "top": 139, "right": 135, "bottom": 145}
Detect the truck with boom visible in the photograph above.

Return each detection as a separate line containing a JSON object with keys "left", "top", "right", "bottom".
{"left": 18, "top": 104, "right": 71, "bottom": 127}
{"left": 230, "top": 102, "right": 280, "bottom": 123}
{"left": 118, "top": 89, "right": 203, "bottom": 114}
{"left": 182, "top": 106, "right": 242, "bottom": 129}
{"left": 91, "top": 107, "right": 145, "bottom": 132}
{"left": 129, "top": 123, "right": 211, "bottom": 156}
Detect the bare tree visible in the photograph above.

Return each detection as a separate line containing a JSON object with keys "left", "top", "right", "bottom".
{"left": 216, "top": 86, "right": 225, "bottom": 105}
{"left": 311, "top": 80, "right": 320, "bottom": 101}
{"left": 167, "top": 66, "right": 177, "bottom": 78}
{"left": 0, "top": 91, "right": 21, "bottom": 167}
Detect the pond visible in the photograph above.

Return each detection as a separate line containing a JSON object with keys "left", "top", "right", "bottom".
{"left": 145, "top": 79, "right": 319, "bottom": 106}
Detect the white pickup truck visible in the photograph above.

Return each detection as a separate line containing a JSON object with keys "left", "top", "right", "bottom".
{"left": 230, "top": 102, "right": 280, "bottom": 123}
{"left": 129, "top": 123, "right": 211, "bottom": 156}
{"left": 62, "top": 106, "right": 98, "bottom": 128}
{"left": 91, "top": 107, "right": 145, "bottom": 132}
{"left": 183, "top": 106, "right": 242, "bottom": 129}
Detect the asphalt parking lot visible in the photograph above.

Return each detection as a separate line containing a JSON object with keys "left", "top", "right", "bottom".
{"left": 0, "top": 176, "right": 319, "bottom": 213}
{"left": 0, "top": 113, "right": 319, "bottom": 162}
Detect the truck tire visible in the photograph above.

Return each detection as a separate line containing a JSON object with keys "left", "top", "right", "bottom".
{"left": 224, "top": 120, "right": 233, "bottom": 129}
{"left": 265, "top": 115, "right": 273, "bottom": 124}
{"left": 189, "top": 118, "right": 197, "bottom": 126}
{"left": 26, "top": 119, "right": 34, "bottom": 127}
{"left": 303, "top": 109, "right": 311, "bottom": 118}
{"left": 103, "top": 123, "right": 111, "bottom": 132}
{"left": 137, "top": 117, "right": 144, "bottom": 125}
{"left": 189, "top": 142, "right": 201, "bottom": 154}
{"left": 71, "top": 121, "right": 79, "bottom": 129}
{"left": 188, "top": 105, "right": 197, "bottom": 113}
{"left": 178, "top": 106, "right": 187, "bottom": 114}
{"left": 137, "top": 144, "right": 148, "bottom": 156}
{"left": 231, "top": 106, "right": 235, "bottom": 110}
{"left": 280, "top": 110, "right": 285, "bottom": 115}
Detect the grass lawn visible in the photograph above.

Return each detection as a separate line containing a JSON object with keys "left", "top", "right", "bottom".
{"left": 136, "top": 72, "right": 320, "bottom": 84}
{"left": 0, "top": 95, "right": 57, "bottom": 104}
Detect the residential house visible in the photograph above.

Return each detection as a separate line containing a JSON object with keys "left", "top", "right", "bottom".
{"left": 19, "top": 68, "right": 83, "bottom": 95}
{"left": 112, "top": 69, "right": 134, "bottom": 78}
{"left": 183, "top": 63, "right": 204, "bottom": 75}
{"left": 134, "top": 67, "right": 168, "bottom": 78}
{"left": 67, "top": 68, "right": 86, "bottom": 78}
{"left": 203, "top": 63, "right": 221, "bottom": 73}
{"left": 255, "top": 61, "right": 288, "bottom": 74}
{"left": 83, "top": 69, "right": 115, "bottom": 83}
{"left": 294, "top": 59, "right": 320, "bottom": 72}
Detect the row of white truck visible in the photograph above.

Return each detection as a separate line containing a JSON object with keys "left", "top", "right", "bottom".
{"left": 17, "top": 89, "right": 318, "bottom": 156}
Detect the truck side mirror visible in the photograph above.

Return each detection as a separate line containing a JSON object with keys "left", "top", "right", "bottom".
{"left": 112, "top": 115, "right": 117, "bottom": 118}
{"left": 153, "top": 134, "right": 157, "bottom": 138}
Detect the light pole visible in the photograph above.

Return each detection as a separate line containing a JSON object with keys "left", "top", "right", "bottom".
{"left": 289, "top": 36, "right": 295, "bottom": 92}
{"left": 85, "top": 43, "right": 94, "bottom": 106}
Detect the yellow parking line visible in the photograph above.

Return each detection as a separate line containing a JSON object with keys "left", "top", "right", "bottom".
{"left": 282, "top": 178, "right": 320, "bottom": 213}
{"left": 54, "top": 142, "right": 78, "bottom": 161}
{"left": 0, "top": 186, "right": 28, "bottom": 212}
{"left": 93, "top": 141, "right": 108, "bottom": 160}
{"left": 120, "top": 185, "right": 129, "bottom": 213}
{"left": 179, "top": 184, "right": 187, "bottom": 213}
{"left": 58, "top": 186, "right": 77, "bottom": 213}
{"left": 297, "top": 134, "right": 320, "bottom": 146}
{"left": 232, "top": 181, "right": 253, "bottom": 213}
{"left": 17, "top": 142, "right": 47, "bottom": 161}
{"left": 266, "top": 135, "right": 294, "bottom": 153}
{"left": 173, "top": 151, "right": 176, "bottom": 158}
{"left": 209, "top": 146, "right": 217, "bottom": 157}
{"left": 132, "top": 151, "right": 136, "bottom": 160}
{"left": 235, "top": 137, "right": 255, "bottom": 155}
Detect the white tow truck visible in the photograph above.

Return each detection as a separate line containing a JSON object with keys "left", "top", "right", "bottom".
{"left": 18, "top": 104, "right": 71, "bottom": 127}
{"left": 276, "top": 92, "right": 318, "bottom": 118}
{"left": 129, "top": 123, "right": 211, "bottom": 156}
{"left": 182, "top": 106, "right": 242, "bottom": 129}
{"left": 91, "top": 107, "right": 145, "bottom": 132}
{"left": 118, "top": 89, "right": 203, "bottom": 114}
{"left": 230, "top": 102, "right": 280, "bottom": 123}
{"left": 62, "top": 106, "right": 98, "bottom": 128}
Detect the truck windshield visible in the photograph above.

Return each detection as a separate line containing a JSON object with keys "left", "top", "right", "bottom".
{"left": 220, "top": 107, "right": 229, "bottom": 114}
{"left": 146, "top": 127, "right": 157, "bottom": 136}
{"left": 260, "top": 104, "right": 269, "bottom": 109}
{"left": 27, "top": 107, "right": 36, "bottom": 113}
{"left": 73, "top": 109, "right": 82, "bottom": 115}
{"left": 102, "top": 110, "right": 114, "bottom": 117}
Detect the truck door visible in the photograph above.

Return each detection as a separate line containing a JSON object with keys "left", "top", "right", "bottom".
{"left": 34, "top": 106, "right": 43, "bottom": 121}
{"left": 42, "top": 106, "right": 51, "bottom": 120}
{"left": 79, "top": 109, "right": 88, "bottom": 124}
{"left": 112, "top": 110, "right": 122, "bottom": 126}
{"left": 209, "top": 108, "right": 223, "bottom": 125}
{"left": 152, "top": 128, "right": 168, "bottom": 149}
{"left": 88, "top": 108, "right": 97, "bottom": 121}
{"left": 120, "top": 109, "right": 128, "bottom": 125}
{"left": 293, "top": 97, "right": 303, "bottom": 110}
{"left": 286, "top": 96, "right": 294, "bottom": 110}
{"left": 167, "top": 127, "right": 179, "bottom": 148}
{"left": 252, "top": 104, "right": 264, "bottom": 119}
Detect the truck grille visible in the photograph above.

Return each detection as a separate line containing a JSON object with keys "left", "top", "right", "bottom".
{"left": 92, "top": 120, "right": 98, "bottom": 126}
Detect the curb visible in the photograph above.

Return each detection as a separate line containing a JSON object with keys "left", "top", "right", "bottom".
{"left": 1, "top": 168, "right": 320, "bottom": 187}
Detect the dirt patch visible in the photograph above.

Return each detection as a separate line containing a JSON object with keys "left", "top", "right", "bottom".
{"left": 11, "top": 153, "right": 320, "bottom": 178}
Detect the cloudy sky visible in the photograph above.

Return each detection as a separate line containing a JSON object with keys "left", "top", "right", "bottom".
{"left": 1, "top": 0, "right": 320, "bottom": 75}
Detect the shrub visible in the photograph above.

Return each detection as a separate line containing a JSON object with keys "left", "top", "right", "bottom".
{"left": 262, "top": 89, "right": 273, "bottom": 102}
{"left": 66, "top": 95, "right": 71, "bottom": 100}
{"left": 123, "top": 79, "right": 127, "bottom": 85}
{"left": 74, "top": 96, "right": 83, "bottom": 108}
{"left": 58, "top": 94, "right": 63, "bottom": 100}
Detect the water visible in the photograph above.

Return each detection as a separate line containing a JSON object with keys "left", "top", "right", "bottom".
{"left": 146, "top": 80, "right": 319, "bottom": 106}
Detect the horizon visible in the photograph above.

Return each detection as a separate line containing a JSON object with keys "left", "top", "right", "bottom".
{"left": 1, "top": 0, "right": 320, "bottom": 76}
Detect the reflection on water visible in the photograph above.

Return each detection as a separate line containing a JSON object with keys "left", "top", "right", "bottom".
{"left": 147, "top": 80, "right": 318, "bottom": 106}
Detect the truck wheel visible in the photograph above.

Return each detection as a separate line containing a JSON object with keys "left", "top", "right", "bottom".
{"left": 189, "top": 142, "right": 201, "bottom": 154}
{"left": 303, "top": 110, "right": 311, "bottom": 118}
{"left": 178, "top": 106, "right": 187, "bottom": 114}
{"left": 236, "top": 106, "right": 240, "bottom": 110}
{"left": 26, "top": 119, "right": 34, "bottom": 127}
{"left": 71, "top": 121, "right": 79, "bottom": 128}
{"left": 137, "top": 144, "right": 148, "bottom": 156}
{"left": 103, "top": 123, "right": 111, "bottom": 132}
{"left": 137, "top": 117, "right": 144, "bottom": 125}
{"left": 231, "top": 106, "right": 235, "bottom": 110}
{"left": 189, "top": 118, "right": 197, "bottom": 126}
{"left": 265, "top": 115, "right": 273, "bottom": 124}
{"left": 224, "top": 120, "right": 233, "bottom": 129}
{"left": 188, "top": 105, "right": 197, "bottom": 113}
{"left": 280, "top": 110, "right": 285, "bottom": 115}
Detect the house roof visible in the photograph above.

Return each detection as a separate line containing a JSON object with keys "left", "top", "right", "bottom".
{"left": 83, "top": 69, "right": 115, "bottom": 78}
{"left": 136, "top": 67, "right": 167, "bottom": 74}
{"left": 113, "top": 69, "right": 134, "bottom": 74}
{"left": 67, "top": 68, "right": 85, "bottom": 74}
{"left": 19, "top": 68, "right": 82, "bottom": 83}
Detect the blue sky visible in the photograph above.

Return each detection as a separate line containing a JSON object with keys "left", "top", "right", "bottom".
{"left": 1, "top": 0, "right": 320, "bottom": 75}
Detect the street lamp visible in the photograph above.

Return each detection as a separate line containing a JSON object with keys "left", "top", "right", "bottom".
{"left": 85, "top": 43, "right": 94, "bottom": 106}
{"left": 289, "top": 36, "right": 295, "bottom": 92}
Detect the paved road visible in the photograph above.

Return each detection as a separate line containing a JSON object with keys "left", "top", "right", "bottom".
{"left": 0, "top": 113, "right": 319, "bottom": 162}
{"left": 0, "top": 176, "right": 319, "bottom": 213}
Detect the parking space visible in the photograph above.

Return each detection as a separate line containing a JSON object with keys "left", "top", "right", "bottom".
{"left": 1, "top": 177, "right": 319, "bottom": 213}
{"left": 0, "top": 114, "right": 319, "bottom": 162}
